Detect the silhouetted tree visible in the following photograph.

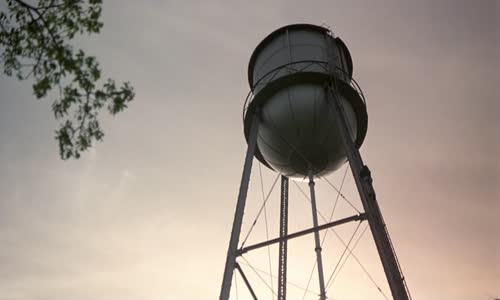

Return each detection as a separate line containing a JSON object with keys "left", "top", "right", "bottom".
{"left": 0, "top": 0, "right": 134, "bottom": 159}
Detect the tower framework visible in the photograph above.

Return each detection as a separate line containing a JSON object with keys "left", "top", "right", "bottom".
{"left": 220, "top": 24, "right": 412, "bottom": 300}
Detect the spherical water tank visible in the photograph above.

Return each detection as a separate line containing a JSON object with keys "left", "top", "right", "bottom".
{"left": 243, "top": 24, "right": 368, "bottom": 178}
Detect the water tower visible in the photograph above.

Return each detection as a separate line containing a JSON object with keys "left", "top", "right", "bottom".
{"left": 220, "top": 24, "right": 412, "bottom": 300}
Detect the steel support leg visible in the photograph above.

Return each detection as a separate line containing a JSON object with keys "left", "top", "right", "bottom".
{"left": 278, "top": 176, "right": 289, "bottom": 300}
{"left": 308, "top": 173, "right": 327, "bottom": 300}
{"left": 327, "top": 87, "right": 410, "bottom": 300}
{"left": 220, "top": 112, "right": 260, "bottom": 300}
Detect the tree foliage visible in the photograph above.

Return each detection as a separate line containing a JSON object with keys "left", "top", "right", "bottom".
{"left": 0, "top": 0, "right": 134, "bottom": 159}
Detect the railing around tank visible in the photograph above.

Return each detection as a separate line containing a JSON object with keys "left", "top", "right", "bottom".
{"left": 243, "top": 60, "right": 366, "bottom": 121}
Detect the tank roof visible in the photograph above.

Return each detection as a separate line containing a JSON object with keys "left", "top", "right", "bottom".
{"left": 247, "top": 24, "right": 330, "bottom": 88}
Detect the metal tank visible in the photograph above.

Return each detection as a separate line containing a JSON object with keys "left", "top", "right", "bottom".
{"left": 243, "top": 24, "right": 368, "bottom": 178}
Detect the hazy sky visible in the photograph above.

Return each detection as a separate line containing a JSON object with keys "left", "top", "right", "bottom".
{"left": 0, "top": 1, "right": 498, "bottom": 299}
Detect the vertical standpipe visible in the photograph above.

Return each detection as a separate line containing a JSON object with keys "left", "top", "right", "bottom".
{"left": 278, "top": 175, "right": 289, "bottom": 300}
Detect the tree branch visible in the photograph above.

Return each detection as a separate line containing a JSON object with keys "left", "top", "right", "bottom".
{"left": 13, "top": 0, "right": 61, "bottom": 47}
{"left": 11, "top": 0, "right": 38, "bottom": 11}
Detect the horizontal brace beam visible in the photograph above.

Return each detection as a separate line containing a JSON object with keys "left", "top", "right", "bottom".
{"left": 238, "top": 213, "right": 366, "bottom": 255}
